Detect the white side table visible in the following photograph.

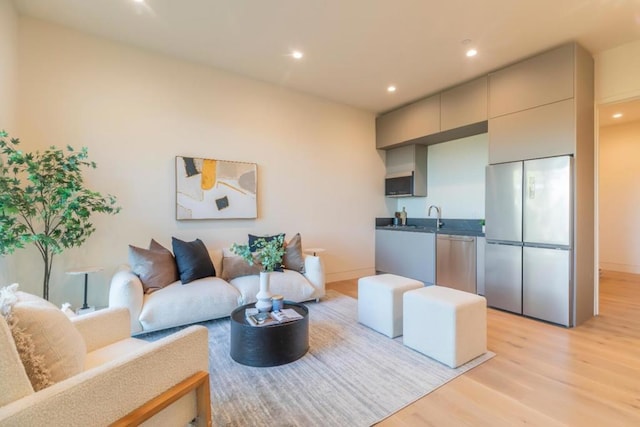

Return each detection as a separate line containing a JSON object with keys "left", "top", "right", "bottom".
{"left": 303, "top": 248, "right": 326, "bottom": 256}
{"left": 66, "top": 266, "right": 103, "bottom": 314}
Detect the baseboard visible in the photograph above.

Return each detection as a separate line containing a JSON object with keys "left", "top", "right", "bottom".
{"left": 326, "top": 268, "right": 375, "bottom": 283}
{"left": 599, "top": 262, "right": 640, "bottom": 275}
{"left": 599, "top": 269, "right": 640, "bottom": 282}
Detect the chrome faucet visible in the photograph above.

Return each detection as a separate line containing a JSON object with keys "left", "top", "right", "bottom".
{"left": 428, "top": 205, "right": 443, "bottom": 229}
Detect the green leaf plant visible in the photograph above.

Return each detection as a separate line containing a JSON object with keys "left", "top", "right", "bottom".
{"left": 0, "top": 130, "right": 120, "bottom": 300}
{"left": 230, "top": 235, "right": 285, "bottom": 273}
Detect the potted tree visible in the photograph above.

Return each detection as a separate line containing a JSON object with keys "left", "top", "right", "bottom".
{"left": 231, "top": 235, "right": 285, "bottom": 312}
{"left": 0, "top": 131, "right": 120, "bottom": 300}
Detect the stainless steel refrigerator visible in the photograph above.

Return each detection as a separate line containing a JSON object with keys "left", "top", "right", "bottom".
{"left": 485, "top": 156, "right": 573, "bottom": 326}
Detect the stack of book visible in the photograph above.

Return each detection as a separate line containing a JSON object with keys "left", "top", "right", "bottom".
{"left": 246, "top": 308, "right": 303, "bottom": 327}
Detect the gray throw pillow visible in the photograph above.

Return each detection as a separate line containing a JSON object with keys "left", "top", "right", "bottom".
{"left": 129, "top": 239, "right": 179, "bottom": 294}
{"left": 172, "top": 237, "right": 216, "bottom": 284}
{"left": 283, "top": 233, "right": 305, "bottom": 273}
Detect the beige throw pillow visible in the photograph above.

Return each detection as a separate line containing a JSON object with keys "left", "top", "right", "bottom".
{"left": 11, "top": 292, "right": 86, "bottom": 387}
{"left": 129, "top": 239, "right": 179, "bottom": 294}
{"left": 222, "top": 255, "right": 262, "bottom": 281}
{"left": 0, "top": 314, "right": 35, "bottom": 404}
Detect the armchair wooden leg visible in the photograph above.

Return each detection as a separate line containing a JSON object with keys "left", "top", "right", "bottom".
{"left": 110, "top": 371, "right": 212, "bottom": 427}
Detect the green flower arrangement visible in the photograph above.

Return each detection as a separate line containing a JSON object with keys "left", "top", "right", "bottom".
{"left": 230, "top": 235, "right": 285, "bottom": 273}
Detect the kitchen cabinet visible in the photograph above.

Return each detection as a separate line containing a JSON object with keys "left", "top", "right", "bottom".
{"left": 375, "top": 230, "right": 435, "bottom": 284}
{"left": 488, "top": 98, "right": 575, "bottom": 164}
{"left": 440, "top": 77, "right": 488, "bottom": 132}
{"left": 488, "top": 43, "right": 574, "bottom": 118}
{"left": 376, "top": 94, "right": 440, "bottom": 149}
{"left": 476, "top": 237, "right": 485, "bottom": 295}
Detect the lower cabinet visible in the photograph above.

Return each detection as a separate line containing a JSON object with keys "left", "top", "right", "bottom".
{"left": 375, "top": 230, "right": 435, "bottom": 284}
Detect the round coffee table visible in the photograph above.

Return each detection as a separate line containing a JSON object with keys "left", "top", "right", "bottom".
{"left": 230, "top": 302, "right": 309, "bottom": 367}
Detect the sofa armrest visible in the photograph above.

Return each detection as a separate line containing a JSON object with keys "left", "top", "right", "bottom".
{"left": 108, "top": 265, "right": 144, "bottom": 335}
{"left": 303, "top": 255, "right": 325, "bottom": 299}
{"left": 0, "top": 325, "right": 209, "bottom": 426}
{"left": 71, "top": 308, "right": 131, "bottom": 352}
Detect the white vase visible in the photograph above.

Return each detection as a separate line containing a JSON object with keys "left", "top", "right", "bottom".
{"left": 255, "top": 271, "right": 273, "bottom": 312}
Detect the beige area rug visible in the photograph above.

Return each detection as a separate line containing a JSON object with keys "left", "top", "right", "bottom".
{"left": 142, "top": 290, "right": 494, "bottom": 426}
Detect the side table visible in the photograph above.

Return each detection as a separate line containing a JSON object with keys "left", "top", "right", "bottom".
{"left": 66, "top": 266, "right": 104, "bottom": 315}
{"left": 303, "top": 248, "right": 325, "bottom": 257}
{"left": 230, "top": 302, "right": 309, "bottom": 367}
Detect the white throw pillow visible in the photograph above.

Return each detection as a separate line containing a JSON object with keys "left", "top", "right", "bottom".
{"left": 12, "top": 291, "right": 87, "bottom": 385}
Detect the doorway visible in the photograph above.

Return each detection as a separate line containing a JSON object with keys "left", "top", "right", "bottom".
{"left": 596, "top": 98, "right": 640, "bottom": 306}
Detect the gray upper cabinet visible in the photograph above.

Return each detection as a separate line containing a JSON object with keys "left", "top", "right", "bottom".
{"left": 440, "top": 77, "right": 488, "bottom": 131}
{"left": 488, "top": 44, "right": 575, "bottom": 118}
{"left": 489, "top": 98, "right": 575, "bottom": 164}
{"left": 385, "top": 145, "right": 427, "bottom": 197}
{"left": 376, "top": 94, "right": 440, "bottom": 149}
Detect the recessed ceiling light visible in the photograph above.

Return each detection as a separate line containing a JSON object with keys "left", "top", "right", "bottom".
{"left": 133, "top": 0, "right": 144, "bottom": 3}
{"left": 387, "top": 86, "right": 396, "bottom": 93}
{"left": 292, "top": 50, "right": 304, "bottom": 60}
{"left": 466, "top": 49, "right": 478, "bottom": 57}
{"left": 613, "top": 113, "right": 623, "bottom": 119}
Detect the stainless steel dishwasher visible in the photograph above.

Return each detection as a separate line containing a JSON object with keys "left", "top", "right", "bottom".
{"left": 436, "top": 234, "right": 477, "bottom": 293}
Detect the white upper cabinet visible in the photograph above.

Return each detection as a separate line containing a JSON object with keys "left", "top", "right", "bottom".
{"left": 488, "top": 44, "right": 575, "bottom": 118}
{"left": 376, "top": 94, "right": 440, "bottom": 149}
{"left": 440, "top": 77, "right": 488, "bottom": 131}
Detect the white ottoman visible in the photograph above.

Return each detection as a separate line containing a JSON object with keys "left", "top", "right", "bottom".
{"left": 403, "top": 286, "right": 486, "bottom": 368}
{"left": 358, "top": 274, "right": 423, "bottom": 338}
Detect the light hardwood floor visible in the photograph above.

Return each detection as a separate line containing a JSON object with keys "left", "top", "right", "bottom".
{"left": 327, "top": 271, "right": 640, "bottom": 426}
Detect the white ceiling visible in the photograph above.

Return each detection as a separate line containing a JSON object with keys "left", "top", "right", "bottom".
{"left": 599, "top": 98, "right": 640, "bottom": 127}
{"left": 11, "top": 0, "right": 640, "bottom": 113}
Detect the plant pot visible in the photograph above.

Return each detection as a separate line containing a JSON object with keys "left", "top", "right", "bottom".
{"left": 256, "top": 271, "right": 273, "bottom": 312}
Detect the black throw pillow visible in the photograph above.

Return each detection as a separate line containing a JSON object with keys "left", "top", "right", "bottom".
{"left": 171, "top": 237, "right": 216, "bottom": 284}
{"left": 248, "top": 233, "right": 285, "bottom": 272}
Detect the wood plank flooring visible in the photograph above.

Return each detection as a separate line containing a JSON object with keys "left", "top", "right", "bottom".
{"left": 326, "top": 271, "right": 640, "bottom": 426}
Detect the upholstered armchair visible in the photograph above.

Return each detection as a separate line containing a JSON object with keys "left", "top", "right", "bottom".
{"left": 0, "top": 289, "right": 211, "bottom": 426}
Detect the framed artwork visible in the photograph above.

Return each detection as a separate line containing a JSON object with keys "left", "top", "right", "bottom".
{"left": 176, "top": 156, "right": 257, "bottom": 220}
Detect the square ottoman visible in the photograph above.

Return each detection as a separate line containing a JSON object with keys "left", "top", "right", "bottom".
{"left": 403, "top": 286, "right": 486, "bottom": 368}
{"left": 358, "top": 274, "right": 423, "bottom": 338}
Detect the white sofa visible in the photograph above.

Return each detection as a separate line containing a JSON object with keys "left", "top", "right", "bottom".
{"left": 109, "top": 248, "right": 325, "bottom": 335}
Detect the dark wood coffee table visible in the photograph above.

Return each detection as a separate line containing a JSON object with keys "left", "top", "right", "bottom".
{"left": 229, "top": 302, "right": 309, "bottom": 367}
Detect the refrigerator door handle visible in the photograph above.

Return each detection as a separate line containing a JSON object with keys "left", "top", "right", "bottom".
{"left": 486, "top": 240, "right": 523, "bottom": 247}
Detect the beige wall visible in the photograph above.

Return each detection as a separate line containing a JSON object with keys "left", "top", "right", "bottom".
{"left": 598, "top": 120, "right": 640, "bottom": 274}
{"left": 0, "top": 0, "right": 18, "bottom": 287}
{"left": 595, "top": 39, "right": 640, "bottom": 104}
{"left": 0, "top": 0, "right": 16, "bottom": 130}
{"left": 11, "top": 17, "right": 385, "bottom": 306}
{"left": 396, "top": 133, "right": 488, "bottom": 219}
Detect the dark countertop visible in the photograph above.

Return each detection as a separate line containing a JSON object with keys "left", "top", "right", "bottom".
{"left": 375, "top": 217, "right": 485, "bottom": 237}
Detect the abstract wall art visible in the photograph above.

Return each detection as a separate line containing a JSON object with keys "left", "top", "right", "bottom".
{"left": 176, "top": 156, "right": 257, "bottom": 220}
